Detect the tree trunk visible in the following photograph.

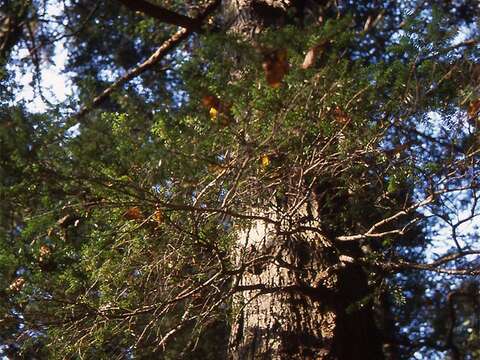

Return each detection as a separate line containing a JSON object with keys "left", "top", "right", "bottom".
{"left": 229, "top": 213, "right": 384, "bottom": 359}
{"left": 224, "top": 1, "right": 385, "bottom": 359}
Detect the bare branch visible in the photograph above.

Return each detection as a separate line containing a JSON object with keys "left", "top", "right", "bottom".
{"left": 75, "top": 27, "right": 189, "bottom": 120}
{"left": 369, "top": 251, "right": 480, "bottom": 276}
{"left": 417, "top": 38, "right": 480, "bottom": 65}
{"left": 72, "top": 0, "right": 220, "bottom": 122}
{"left": 337, "top": 195, "right": 434, "bottom": 242}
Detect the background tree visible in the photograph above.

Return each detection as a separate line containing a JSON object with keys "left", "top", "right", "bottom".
{"left": 0, "top": 0, "right": 479, "bottom": 359}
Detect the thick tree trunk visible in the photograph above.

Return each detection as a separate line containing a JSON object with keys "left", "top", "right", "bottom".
{"left": 229, "top": 214, "right": 384, "bottom": 359}
{"left": 224, "top": 1, "right": 384, "bottom": 359}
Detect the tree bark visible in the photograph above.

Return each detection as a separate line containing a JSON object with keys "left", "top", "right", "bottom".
{"left": 229, "top": 213, "right": 384, "bottom": 359}
{"left": 225, "top": 1, "right": 385, "bottom": 359}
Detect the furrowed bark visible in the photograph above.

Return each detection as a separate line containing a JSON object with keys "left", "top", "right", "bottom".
{"left": 229, "top": 212, "right": 384, "bottom": 359}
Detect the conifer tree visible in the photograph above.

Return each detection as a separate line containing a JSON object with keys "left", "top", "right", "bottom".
{"left": 0, "top": 1, "right": 479, "bottom": 358}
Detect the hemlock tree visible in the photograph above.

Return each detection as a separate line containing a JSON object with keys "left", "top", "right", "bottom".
{"left": 1, "top": 0, "right": 480, "bottom": 359}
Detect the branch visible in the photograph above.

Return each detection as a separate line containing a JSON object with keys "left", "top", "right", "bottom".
{"left": 369, "top": 251, "right": 480, "bottom": 276}
{"left": 75, "top": 27, "right": 189, "bottom": 120}
{"left": 154, "top": 200, "right": 279, "bottom": 225}
{"left": 115, "top": 0, "right": 200, "bottom": 29}
{"left": 337, "top": 180, "right": 480, "bottom": 243}
{"left": 337, "top": 195, "right": 434, "bottom": 242}
{"left": 72, "top": 0, "right": 220, "bottom": 122}
{"left": 232, "top": 283, "right": 335, "bottom": 302}
{"left": 416, "top": 38, "right": 479, "bottom": 65}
